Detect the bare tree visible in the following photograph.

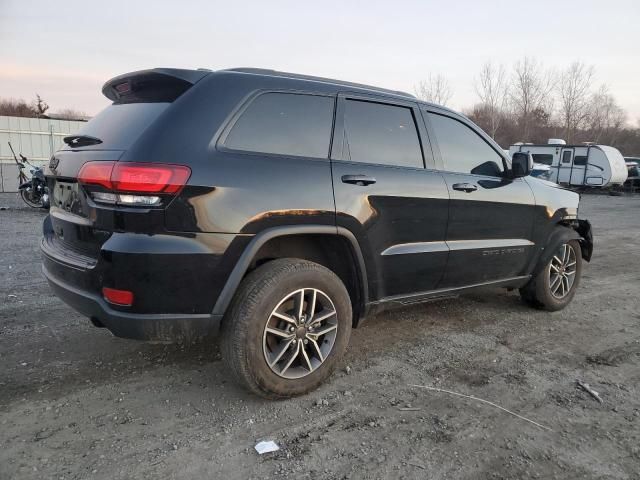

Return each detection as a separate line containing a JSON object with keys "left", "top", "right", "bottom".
{"left": 587, "top": 85, "right": 627, "bottom": 143}
{"left": 33, "top": 94, "right": 50, "bottom": 117}
{"left": 474, "top": 62, "right": 507, "bottom": 139}
{"left": 414, "top": 74, "right": 453, "bottom": 106}
{"left": 557, "top": 61, "right": 594, "bottom": 142}
{"left": 508, "top": 57, "right": 555, "bottom": 141}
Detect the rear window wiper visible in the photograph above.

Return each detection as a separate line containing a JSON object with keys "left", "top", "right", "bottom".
{"left": 63, "top": 135, "right": 103, "bottom": 147}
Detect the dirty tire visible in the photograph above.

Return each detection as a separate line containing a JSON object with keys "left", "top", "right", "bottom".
{"left": 220, "top": 258, "right": 352, "bottom": 398}
{"left": 20, "top": 188, "right": 43, "bottom": 208}
{"left": 520, "top": 239, "right": 582, "bottom": 311}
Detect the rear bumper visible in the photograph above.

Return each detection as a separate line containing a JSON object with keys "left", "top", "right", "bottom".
{"left": 40, "top": 212, "right": 248, "bottom": 342}
{"left": 43, "top": 264, "right": 221, "bottom": 342}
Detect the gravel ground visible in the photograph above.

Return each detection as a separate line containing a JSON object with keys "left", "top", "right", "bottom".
{"left": 1, "top": 192, "right": 639, "bottom": 480}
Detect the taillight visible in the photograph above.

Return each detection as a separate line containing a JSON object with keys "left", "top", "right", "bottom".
{"left": 78, "top": 161, "right": 191, "bottom": 206}
{"left": 102, "top": 287, "right": 134, "bottom": 306}
{"left": 77, "top": 161, "right": 115, "bottom": 190}
{"left": 112, "top": 163, "right": 191, "bottom": 194}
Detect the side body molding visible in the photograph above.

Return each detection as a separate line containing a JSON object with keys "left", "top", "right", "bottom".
{"left": 381, "top": 239, "right": 534, "bottom": 256}
{"left": 212, "top": 225, "right": 368, "bottom": 316}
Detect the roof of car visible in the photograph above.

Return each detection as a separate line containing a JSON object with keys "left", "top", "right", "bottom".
{"left": 222, "top": 67, "right": 417, "bottom": 100}
{"left": 103, "top": 67, "right": 458, "bottom": 115}
{"left": 220, "top": 68, "right": 464, "bottom": 116}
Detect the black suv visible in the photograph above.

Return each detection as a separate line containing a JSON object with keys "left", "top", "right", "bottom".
{"left": 42, "top": 68, "right": 593, "bottom": 397}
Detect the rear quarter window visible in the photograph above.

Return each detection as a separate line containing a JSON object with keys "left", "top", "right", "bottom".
{"left": 223, "top": 93, "right": 335, "bottom": 158}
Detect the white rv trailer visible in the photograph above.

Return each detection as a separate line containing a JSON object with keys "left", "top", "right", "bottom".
{"left": 509, "top": 140, "right": 628, "bottom": 187}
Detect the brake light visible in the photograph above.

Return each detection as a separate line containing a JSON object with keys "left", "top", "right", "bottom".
{"left": 112, "top": 163, "right": 191, "bottom": 193}
{"left": 77, "top": 161, "right": 115, "bottom": 190}
{"left": 114, "top": 82, "right": 131, "bottom": 94}
{"left": 102, "top": 287, "right": 134, "bottom": 306}
{"left": 77, "top": 161, "right": 191, "bottom": 206}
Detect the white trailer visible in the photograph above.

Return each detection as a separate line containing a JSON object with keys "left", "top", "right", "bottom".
{"left": 509, "top": 140, "right": 628, "bottom": 187}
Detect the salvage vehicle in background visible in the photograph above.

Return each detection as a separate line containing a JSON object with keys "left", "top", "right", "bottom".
{"left": 41, "top": 67, "right": 593, "bottom": 398}
{"left": 8, "top": 142, "right": 49, "bottom": 208}
{"left": 624, "top": 157, "right": 640, "bottom": 189}
{"left": 509, "top": 139, "right": 627, "bottom": 188}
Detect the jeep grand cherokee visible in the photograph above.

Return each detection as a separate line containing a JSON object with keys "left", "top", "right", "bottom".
{"left": 42, "top": 68, "right": 593, "bottom": 397}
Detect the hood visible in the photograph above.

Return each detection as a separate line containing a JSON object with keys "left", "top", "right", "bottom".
{"left": 527, "top": 176, "right": 567, "bottom": 190}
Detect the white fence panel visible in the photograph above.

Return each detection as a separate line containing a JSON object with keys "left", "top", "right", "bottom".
{"left": 0, "top": 115, "right": 86, "bottom": 192}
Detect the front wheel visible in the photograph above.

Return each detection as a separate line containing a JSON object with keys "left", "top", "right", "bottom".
{"left": 20, "top": 188, "right": 44, "bottom": 208}
{"left": 220, "top": 258, "right": 352, "bottom": 398}
{"left": 520, "top": 239, "right": 582, "bottom": 311}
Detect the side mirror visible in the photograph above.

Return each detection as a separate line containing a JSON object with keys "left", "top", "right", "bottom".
{"left": 511, "top": 152, "right": 532, "bottom": 178}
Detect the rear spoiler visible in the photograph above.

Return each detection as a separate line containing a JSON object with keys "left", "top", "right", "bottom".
{"left": 102, "top": 68, "right": 211, "bottom": 103}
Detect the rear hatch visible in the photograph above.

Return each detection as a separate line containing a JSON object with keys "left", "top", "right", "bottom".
{"left": 44, "top": 69, "right": 208, "bottom": 265}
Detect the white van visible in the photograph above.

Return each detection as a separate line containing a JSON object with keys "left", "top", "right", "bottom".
{"left": 509, "top": 140, "right": 628, "bottom": 187}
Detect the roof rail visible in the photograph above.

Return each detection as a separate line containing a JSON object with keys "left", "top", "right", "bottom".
{"left": 223, "top": 67, "right": 416, "bottom": 99}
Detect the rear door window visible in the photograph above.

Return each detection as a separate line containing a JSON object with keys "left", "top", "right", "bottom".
{"left": 428, "top": 112, "right": 504, "bottom": 177}
{"left": 224, "top": 93, "right": 335, "bottom": 158}
{"left": 342, "top": 99, "right": 423, "bottom": 168}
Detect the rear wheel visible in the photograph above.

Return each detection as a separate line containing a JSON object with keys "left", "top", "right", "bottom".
{"left": 220, "top": 258, "right": 352, "bottom": 398}
{"left": 20, "top": 188, "right": 43, "bottom": 208}
{"left": 520, "top": 239, "right": 582, "bottom": 311}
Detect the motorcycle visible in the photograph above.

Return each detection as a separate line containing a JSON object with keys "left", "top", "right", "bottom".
{"left": 8, "top": 142, "right": 49, "bottom": 209}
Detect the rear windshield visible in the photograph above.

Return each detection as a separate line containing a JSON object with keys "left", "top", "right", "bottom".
{"left": 64, "top": 103, "right": 169, "bottom": 150}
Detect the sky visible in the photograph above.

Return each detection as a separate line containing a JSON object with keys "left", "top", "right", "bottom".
{"left": 1, "top": 0, "right": 639, "bottom": 124}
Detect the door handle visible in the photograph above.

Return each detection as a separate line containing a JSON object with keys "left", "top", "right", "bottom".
{"left": 452, "top": 182, "right": 477, "bottom": 193}
{"left": 341, "top": 174, "right": 377, "bottom": 186}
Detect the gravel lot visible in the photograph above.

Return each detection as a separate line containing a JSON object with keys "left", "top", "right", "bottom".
{"left": 1, "top": 192, "right": 639, "bottom": 480}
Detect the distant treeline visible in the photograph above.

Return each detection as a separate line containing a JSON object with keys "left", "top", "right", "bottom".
{"left": 416, "top": 57, "right": 640, "bottom": 156}
{"left": 0, "top": 95, "right": 88, "bottom": 121}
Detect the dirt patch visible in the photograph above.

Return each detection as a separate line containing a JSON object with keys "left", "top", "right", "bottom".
{"left": 587, "top": 343, "right": 640, "bottom": 367}
{"left": 1, "top": 193, "right": 640, "bottom": 479}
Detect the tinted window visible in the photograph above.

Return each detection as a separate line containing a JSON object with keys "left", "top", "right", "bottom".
{"left": 343, "top": 100, "right": 423, "bottom": 168}
{"left": 574, "top": 155, "right": 587, "bottom": 166}
{"left": 532, "top": 154, "right": 554, "bottom": 165}
{"left": 70, "top": 103, "right": 169, "bottom": 150}
{"left": 562, "top": 151, "right": 572, "bottom": 163}
{"left": 225, "top": 93, "right": 334, "bottom": 158}
{"left": 428, "top": 113, "right": 503, "bottom": 176}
